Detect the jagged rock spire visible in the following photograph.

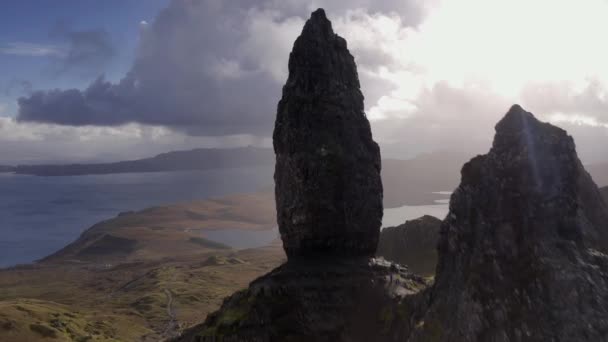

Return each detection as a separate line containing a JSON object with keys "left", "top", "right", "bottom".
{"left": 273, "top": 8, "right": 382, "bottom": 258}
{"left": 412, "top": 105, "right": 608, "bottom": 342}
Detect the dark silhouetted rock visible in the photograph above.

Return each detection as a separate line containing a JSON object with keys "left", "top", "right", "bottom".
{"left": 273, "top": 8, "right": 383, "bottom": 258}
{"left": 176, "top": 258, "right": 428, "bottom": 342}
{"left": 411, "top": 105, "right": 608, "bottom": 342}
{"left": 172, "top": 10, "right": 428, "bottom": 342}
{"left": 601, "top": 186, "right": 608, "bottom": 204}
{"left": 377, "top": 215, "right": 442, "bottom": 276}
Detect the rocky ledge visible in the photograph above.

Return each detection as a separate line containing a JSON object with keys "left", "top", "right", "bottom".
{"left": 176, "top": 258, "right": 428, "bottom": 342}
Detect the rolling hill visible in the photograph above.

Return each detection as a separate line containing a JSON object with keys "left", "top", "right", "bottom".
{"left": 42, "top": 192, "right": 276, "bottom": 264}
{"left": 0, "top": 191, "right": 283, "bottom": 341}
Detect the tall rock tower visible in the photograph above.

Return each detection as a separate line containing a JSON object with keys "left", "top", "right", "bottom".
{"left": 273, "top": 8, "right": 383, "bottom": 258}
{"left": 175, "top": 10, "right": 426, "bottom": 342}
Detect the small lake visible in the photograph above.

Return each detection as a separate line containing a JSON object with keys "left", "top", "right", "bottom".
{"left": 382, "top": 203, "right": 449, "bottom": 228}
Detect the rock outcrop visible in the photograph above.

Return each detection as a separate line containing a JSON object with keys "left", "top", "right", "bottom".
{"left": 601, "top": 186, "right": 608, "bottom": 204}
{"left": 273, "top": 8, "right": 383, "bottom": 258}
{"left": 411, "top": 105, "right": 608, "bottom": 342}
{"left": 377, "top": 215, "right": 442, "bottom": 276}
{"left": 176, "top": 258, "right": 428, "bottom": 342}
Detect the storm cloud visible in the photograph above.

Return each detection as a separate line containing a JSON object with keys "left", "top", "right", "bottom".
{"left": 17, "top": 0, "right": 427, "bottom": 136}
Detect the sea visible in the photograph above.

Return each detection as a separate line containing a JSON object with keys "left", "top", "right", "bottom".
{"left": 0, "top": 168, "right": 449, "bottom": 268}
{"left": 0, "top": 167, "right": 273, "bottom": 268}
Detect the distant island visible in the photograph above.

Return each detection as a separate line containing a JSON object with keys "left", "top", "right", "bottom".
{"left": 11, "top": 147, "right": 274, "bottom": 176}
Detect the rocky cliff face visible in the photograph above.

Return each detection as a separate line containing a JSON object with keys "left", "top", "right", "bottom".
{"left": 411, "top": 105, "right": 608, "bottom": 342}
{"left": 273, "top": 8, "right": 382, "bottom": 258}
{"left": 377, "top": 215, "right": 441, "bottom": 276}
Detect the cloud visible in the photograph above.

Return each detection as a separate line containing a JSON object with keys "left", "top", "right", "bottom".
{"left": 0, "top": 27, "right": 115, "bottom": 79}
{"left": 16, "top": 0, "right": 426, "bottom": 137}
{"left": 262, "top": 0, "right": 433, "bottom": 25}
{"left": 49, "top": 24, "right": 116, "bottom": 76}
{"left": 521, "top": 79, "right": 608, "bottom": 126}
{"left": 0, "top": 116, "right": 269, "bottom": 164}
{"left": 3, "top": 79, "right": 33, "bottom": 97}
{"left": 351, "top": 0, "right": 608, "bottom": 160}
{"left": 13, "top": 0, "right": 608, "bottom": 163}
{"left": 0, "top": 42, "right": 65, "bottom": 57}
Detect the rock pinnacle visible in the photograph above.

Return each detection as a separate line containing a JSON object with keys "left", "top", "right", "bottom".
{"left": 273, "top": 8, "right": 383, "bottom": 258}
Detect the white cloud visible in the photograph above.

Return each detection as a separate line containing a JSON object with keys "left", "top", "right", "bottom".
{"left": 302, "top": 0, "right": 608, "bottom": 159}
{"left": 242, "top": 9, "right": 305, "bottom": 82}
{"left": 0, "top": 42, "right": 65, "bottom": 57}
{"left": 0, "top": 117, "right": 268, "bottom": 164}
{"left": 549, "top": 113, "right": 608, "bottom": 129}
{"left": 345, "top": 0, "right": 608, "bottom": 124}
{"left": 207, "top": 58, "right": 250, "bottom": 80}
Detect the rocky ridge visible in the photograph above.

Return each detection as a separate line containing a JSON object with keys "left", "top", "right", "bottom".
{"left": 411, "top": 105, "right": 608, "bottom": 341}
{"left": 377, "top": 215, "right": 442, "bottom": 276}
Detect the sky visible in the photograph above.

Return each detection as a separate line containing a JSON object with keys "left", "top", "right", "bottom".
{"left": 1, "top": 0, "right": 608, "bottom": 165}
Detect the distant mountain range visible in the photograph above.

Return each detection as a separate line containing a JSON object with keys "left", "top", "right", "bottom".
{"left": 4, "top": 147, "right": 608, "bottom": 208}
{"left": 11, "top": 147, "right": 274, "bottom": 176}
